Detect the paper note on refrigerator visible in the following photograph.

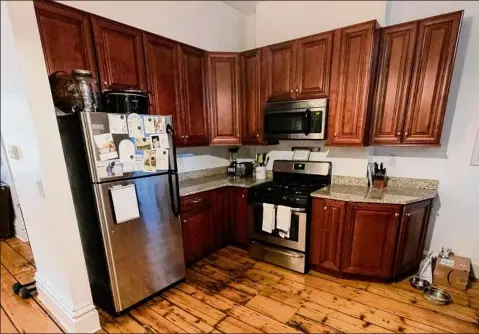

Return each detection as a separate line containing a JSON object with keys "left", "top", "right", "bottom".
{"left": 133, "top": 154, "right": 143, "bottom": 171}
{"left": 93, "top": 133, "right": 118, "bottom": 161}
{"left": 127, "top": 113, "right": 144, "bottom": 137}
{"left": 108, "top": 114, "right": 128, "bottom": 134}
{"left": 119, "top": 139, "right": 135, "bottom": 163}
{"left": 110, "top": 184, "right": 140, "bottom": 224}
{"left": 156, "top": 148, "right": 169, "bottom": 170}
{"left": 144, "top": 116, "right": 166, "bottom": 134}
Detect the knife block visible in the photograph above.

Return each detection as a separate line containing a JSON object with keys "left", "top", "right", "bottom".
{"left": 372, "top": 177, "right": 388, "bottom": 189}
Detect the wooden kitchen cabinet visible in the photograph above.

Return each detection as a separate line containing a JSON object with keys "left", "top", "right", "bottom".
{"left": 240, "top": 49, "right": 263, "bottom": 144}
{"left": 207, "top": 53, "right": 241, "bottom": 145}
{"left": 143, "top": 34, "right": 184, "bottom": 142}
{"left": 213, "top": 187, "right": 231, "bottom": 250}
{"left": 34, "top": 1, "right": 97, "bottom": 77}
{"left": 295, "top": 31, "right": 334, "bottom": 100}
{"left": 310, "top": 198, "right": 346, "bottom": 272}
{"left": 262, "top": 32, "right": 333, "bottom": 102}
{"left": 228, "top": 187, "right": 249, "bottom": 247}
{"left": 394, "top": 200, "right": 432, "bottom": 277}
{"left": 180, "top": 192, "right": 214, "bottom": 263}
{"left": 341, "top": 202, "right": 401, "bottom": 278}
{"left": 91, "top": 16, "right": 146, "bottom": 91}
{"left": 178, "top": 45, "right": 209, "bottom": 146}
{"left": 262, "top": 41, "right": 297, "bottom": 102}
{"left": 403, "top": 11, "right": 462, "bottom": 145}
{"left": 370, "top": 21, "right": 418, "bottom": 145}
{"left": 328, "top": 20, "right": 379, "bottom": 146}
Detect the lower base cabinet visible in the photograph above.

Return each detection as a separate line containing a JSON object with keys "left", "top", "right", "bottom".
{"left": 180, "top": 186, "right": 249, "bottom": 263}
{"left": 309, "top": 198, "right": 432, "bottom": 279}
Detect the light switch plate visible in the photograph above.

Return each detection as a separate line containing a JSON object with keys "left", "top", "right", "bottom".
{"left": 8, "top": 145, "right": 21, "bottom": 160}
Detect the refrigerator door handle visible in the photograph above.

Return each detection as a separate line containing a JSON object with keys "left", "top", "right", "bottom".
{"left": 166, "top": 124, "right": 181, "bottom": 217}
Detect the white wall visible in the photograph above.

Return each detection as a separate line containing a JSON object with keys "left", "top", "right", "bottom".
{"left": 59, "top": 1, "right": 245, "bottom": 51}
{"left": 3, "top": 1, "right": 99, "bottom": 331}
{"left": 255, "top": 1, "right": 386, "bottom": 46}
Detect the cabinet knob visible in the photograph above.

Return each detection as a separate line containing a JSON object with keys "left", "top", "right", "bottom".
{"left": 242, "top": 195, "right": 245, "bottom": 198}
{"left": 103, "top": 81, "right": 108, "bottom": 87}
{"left": 404, "top": 132, "right": 409, "bottom": 136}
{"left": 395, "top": 213, "right": 400, "bottom": 217}
{"left": 397, "top": 132, "right": 401, "bottom": 136}
{"left": 324, "top": 206, "right": 328, "bottom": 210}
{"left": 334, "top": 133, "right": 337, "bottom": 137}
{"left": 296, "top": 89, "right": 299, "bottom": 93}
{"left": 182, "top": 220, "right": 187, "bottom": 223}
{"left": 256, "top": 134, "right": 259, "bottom": 138}
{"left": 406, "top": 213, "right": 411, "bottom": 217}
{"left": 181, "top": 135, "right": 185, "bottom": 139}
{"left": 185, "top": 135, "right": 189, "bottom": 139}
{"left": 290, "top": 90, "right": 293, "bottom": 94}
{"left": 237, "top": 134, "right": 240, "bottom": 138}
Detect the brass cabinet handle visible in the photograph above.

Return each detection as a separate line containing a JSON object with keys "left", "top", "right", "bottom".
{"left": 405, "top": 132, "right": 409, "bottom": 136}
{"left": 103, "top": 81, "right": 108, "bottom": 87}
{"left": 397, "top": 132, "right": 401, "bottom": 136}
{"left": 290, "top": 90, "right": 293, "bottom": 94}
{"left": 182, "top": 220, "right": 187, "bottom": 223}
{"left": 334, "top": 133, "right": 337, "bottom": 137}
{"left": 406, "top": 213, "right": 411, "bottom": 217}
{"left": 395, "top": 213, "right": 400, "bottom": 217}
{"left": 237, "top": 134, "right": 240, "bottom": 138}
{"left": 296, "top": 89, "right": 299, "bottom": 93}
{"left": 324, "top": 206, "right": 328, "bottom": 210}
{"left": 256, "top": 134, "right": 259, "bottom": 138}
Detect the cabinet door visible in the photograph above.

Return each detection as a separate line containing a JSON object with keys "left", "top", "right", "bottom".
{"left": 34, "top": 1, "right": 97, "bottom": 77}
{"left": 370, "top": 22, "right": 418, "bottom": 145}
{"left": 296, "top": 32, "right": 333, "bottom": 100}
{"left": 229, "top": 187, "right": 248, "bottom": 247}
{"left": 143, "top": 34, "right": 184, "bottom": 143}
{"left": 310, "top": 198, "right": 346, "bottom": 272}
{"left": 241, "top": 49, "right": 263, "bottom": 144}
{"left": 179, "top": 45, "right": 209, "bottom": 146}
{"left": 342, "top": 203, "right": 401, "bottom": 278}
{"left": 213, "top": 187, "right": 230, "bottom": 251}
{"left": 394, "top": 200, "right": 432, "bottom": 277}
{"left": 91, "top": 16, "right": 146, "bottom": 90}
{"left": 403, "top": 11, "right": 462, "bottom": 145}
{"left": 207, "top": 53, "right": 241, "bottom": 145}
{"left": 262, "top": 41, "right": 297, "bottom": 102}
{"left": 328, "top": 21, "right": 378, "bottom": 146}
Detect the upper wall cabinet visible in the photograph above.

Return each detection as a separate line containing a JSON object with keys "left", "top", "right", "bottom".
{"left": 262, "top": 40, "right": 297, "bottom": 102}
{"left": 295, "top": 32, "right": 334, "bottom": 100}
{"left": 143, "top": 33, "right": 184, "bottom": 143}
{"left": 403, "top": 11, "right": 462, "bottom": 145}
{"left": 207, "top": 53, "right": 241, "bottom": 145}
{"left": 240, "top": 49, "right": 263, "bottom": 145}
{"left": 34, "top": 1, "right": 97, "bottom": 77}
{"left": 370, "top": 21, "right": 418, "bottom": 145}
{"left": 262, "top": 32, "right": 333, "bottom": 102}
{"left": 328, "top": 20, "right": 379, "bottom": 146}
{"left": 371, "top": 11, "right": 462, "bottom": 146}
{"left": 179, "top": 45, "right": 209, "bottom": 146}
{"left": 91, "top": 16, "right": 147, "bottom": 90}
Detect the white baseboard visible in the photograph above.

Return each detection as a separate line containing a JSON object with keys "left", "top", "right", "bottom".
{"left": 13, "top": 226, "right": 29, "bottom": 242}
{"left": 35, "top": 273, "right": 100, "bottom": 333}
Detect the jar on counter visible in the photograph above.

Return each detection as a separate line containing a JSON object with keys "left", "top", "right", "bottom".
{"left": 72, "top": 69, "right": 100, "bottom": 112}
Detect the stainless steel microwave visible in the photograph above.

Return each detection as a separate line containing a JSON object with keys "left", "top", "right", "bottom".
{"left": 263, "top": 98, "right": 327, "bottom": 140}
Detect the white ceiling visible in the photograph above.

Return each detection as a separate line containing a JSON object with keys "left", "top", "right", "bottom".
{"left": 222, "top": 1, "right": 261, "bottom": 15}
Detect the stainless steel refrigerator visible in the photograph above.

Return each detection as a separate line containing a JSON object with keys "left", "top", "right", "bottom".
{"left": 57, "top": 111, "right": 184, "bottom": 314}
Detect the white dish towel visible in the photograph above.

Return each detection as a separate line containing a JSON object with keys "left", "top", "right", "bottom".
{"left": 276, "top": 205, "right": 292, "bottom": 238}
{"left": 262, "top": 203, "right": 276, "bottom": 233}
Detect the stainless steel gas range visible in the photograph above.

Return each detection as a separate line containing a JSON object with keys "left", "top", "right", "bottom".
{"left": 247, "top": 160, "right": 332, "bottom": 273}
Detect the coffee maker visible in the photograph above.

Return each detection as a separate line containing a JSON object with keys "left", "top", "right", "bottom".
{"left": 227, "top": 147, "right": 253, "bottom": 177}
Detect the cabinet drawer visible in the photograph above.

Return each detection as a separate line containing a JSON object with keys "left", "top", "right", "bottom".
{"left": 181, "top": 191, "right": 212, "bottom": 213}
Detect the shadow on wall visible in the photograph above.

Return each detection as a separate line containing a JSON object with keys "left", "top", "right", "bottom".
{"left": 374, "top": 16, "right": 472, "bottom": 161}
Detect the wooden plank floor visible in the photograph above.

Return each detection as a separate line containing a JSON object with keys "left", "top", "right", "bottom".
{"left": 1, "top": 237, "right": 478, "bottom": 333}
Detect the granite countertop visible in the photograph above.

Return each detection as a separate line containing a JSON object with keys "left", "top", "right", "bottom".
{"left": 311, "top": 184, "right": 437, "bottom": 205}
{"left": 179, "top": 174, "right": 272, "bottom": 197}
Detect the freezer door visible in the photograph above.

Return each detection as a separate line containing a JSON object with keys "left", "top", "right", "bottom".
{"left": 80, "top": 112, "right": 174, "bottom": 183}
{"left": 93, "top": 174, "right": 185, "bottom": 312}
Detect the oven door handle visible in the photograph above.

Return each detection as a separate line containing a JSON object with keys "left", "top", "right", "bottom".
{"left": 251, "top": 202, "right": 306, "bottom": 213}
{"left": 250, "top": 241, "right": 304, "bottom": 258}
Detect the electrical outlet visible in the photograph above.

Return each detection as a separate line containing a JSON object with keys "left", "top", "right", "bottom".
{"left": 388, "top": 154, "right": 397, "bottom": 167}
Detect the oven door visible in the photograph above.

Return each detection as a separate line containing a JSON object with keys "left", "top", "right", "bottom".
{"left": 248, "top": 202, "right": 307, "bottom": 252}
{"left": 263, "top": 109, "right": 311, "bottom": 140}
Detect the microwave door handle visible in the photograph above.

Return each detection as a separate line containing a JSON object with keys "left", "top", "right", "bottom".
{"left": 304, "top": 108, "right": 311, "bottom": 135}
